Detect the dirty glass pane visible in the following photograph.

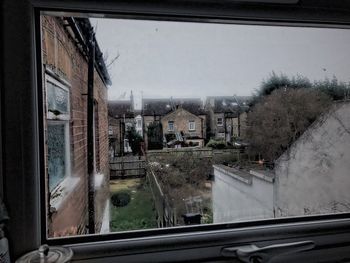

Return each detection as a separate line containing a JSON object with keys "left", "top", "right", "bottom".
{"left": 47, "top": 81, "right": 69, "bottom": 115}
{"left": 41, "top": 12, "right": 350, "bottom": 238}
{"left": 47, "top": 123, "right": 67, "bottom": 191}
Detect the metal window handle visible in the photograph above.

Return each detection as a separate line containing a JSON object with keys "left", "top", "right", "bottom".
{"left": 221, "top": 240, "right": 315, "bottom": 263}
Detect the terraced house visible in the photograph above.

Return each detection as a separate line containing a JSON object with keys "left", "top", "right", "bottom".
{"left": 108, "top": 95, "right": 135, "bottom": 157}
{"left": 205, "top": 96, "right": 250, "bottom": 142}
{"left": 142, "top": 98, "right": 206, "bottom": 149}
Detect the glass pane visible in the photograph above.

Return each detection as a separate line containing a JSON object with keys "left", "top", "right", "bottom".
{"left": 47, "top": 123, "right": 67, "bottom": 191}
{"left": 47, "top": 81, "right": 69, "bottom": 114}
{"left": 41, "top": 12, "right": 350, "bottom": 239}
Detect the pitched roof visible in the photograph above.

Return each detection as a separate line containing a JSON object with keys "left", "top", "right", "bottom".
{"left": 206, "top": 96, "right": 251, "bottom": 114}
{"left": 162, "top": 106, "right": 202, "bottom": 121}
{"left": 142, "top": 98, "right": 205, "bottom": 116}
{"left": 108, "top": 100, "right": 134, "bottom": 118}
{"left": 71, "top": 18, "right": 112, "bottom": 86}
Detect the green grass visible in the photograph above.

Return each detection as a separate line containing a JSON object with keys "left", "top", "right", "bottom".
{"left": 110, "top": 178, "right": 157, "bottom": 232}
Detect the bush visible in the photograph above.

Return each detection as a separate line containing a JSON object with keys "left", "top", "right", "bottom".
{"left": 206, "top": 139, "right": 226, "bottom": 149}
{"left": 111, "top": 192, "right": 131, "bottom": 207}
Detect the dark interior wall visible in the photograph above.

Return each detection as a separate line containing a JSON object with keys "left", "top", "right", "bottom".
{"left": 2, "top": 0, "right": 42, "bottom": 257}
{"left": 0, "top": 2, "right": 3, "bottom": 201}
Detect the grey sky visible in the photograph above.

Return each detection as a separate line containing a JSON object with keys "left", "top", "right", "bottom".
{"left": 90, "top": 18, "right": 350, "bottom": 108}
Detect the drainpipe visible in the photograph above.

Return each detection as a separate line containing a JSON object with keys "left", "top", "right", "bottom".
{"left": 232, "top": 95, "right": 241, "bottom": 138}
{"left": 87, "top": 27, "right": 95, "bottom": 234}
{"left": 224, "top": 113, "right": 227, "bottom": 143}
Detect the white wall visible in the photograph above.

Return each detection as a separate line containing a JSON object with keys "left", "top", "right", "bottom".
{"left": 212, "top": 165, "right": 274, "bottom": 223}
{"left": 275, "top": 102, "right": 350, "bottom": 217}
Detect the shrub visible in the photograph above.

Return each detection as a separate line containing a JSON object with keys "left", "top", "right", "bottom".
{"left": 111, "top": 192, "right": 131, "bottom": 207}
{"left": 206, "top": 139, "right": 226, "bottom": 149}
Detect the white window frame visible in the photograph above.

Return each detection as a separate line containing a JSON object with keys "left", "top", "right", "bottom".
{"left": 137, "top": 119, "right": 142, "bottom": 128}
{"left": 46, "top": 120, "right": 71, "bottom": 191}
{"left": 217, "top": 117, "right": 223, "bottom": 126}
{"left": 3, "top": 1, "right": 350, "bottom": 262}
{"left": 45, "top": 73, "right": 70, "bottom": 121}
{"left": 168, "top": 121, "right": 174, "bottom": 131}
{"left": 45, "top": 73, "right": 72, "bottom": 189}
{"left": 44, "top": 73, "right": 77, "bottom": 211}
{"left": 188, "top": 121, "right": 195, "bottom": 131}
{"left": 108, "top": 126, "right": 113, "bottom": 135}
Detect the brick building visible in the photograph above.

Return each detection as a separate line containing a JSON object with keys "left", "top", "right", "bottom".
{"left": 108, "top": 98, "right": 135, "bottom": 157}
{"left": 41, "top": 16, "right": 111, "bottom": 236}
{"left": 161, "top": 107, "right": 206, "bottom": 147}
{"left": 142, "top": 98, "right": 206, "bottom": 149}
{"left": 205, "top": 96, "right": 250, "bottom": 142}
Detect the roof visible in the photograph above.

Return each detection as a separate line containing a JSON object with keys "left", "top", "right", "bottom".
{"left": 142, "top": 98, "right": 205, "bottom": 116}
{"left": 65, "top": 17, "right": 111, "bottom": 86}
{"left": 162, "top": 106, "right": 202, "bottom": 121}
{"left": 108, "top": 100, "right": 134, "bottom": 118}
{"left": 206, "top": 96, "right": 251, "bottom": 114}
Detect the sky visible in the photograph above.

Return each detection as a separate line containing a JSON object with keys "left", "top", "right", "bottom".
{"left": 90, "top": 18, "right": 350, "bottom": 109}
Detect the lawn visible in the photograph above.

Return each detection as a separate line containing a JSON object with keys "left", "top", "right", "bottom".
{"left": 110, "top": 178, "right": 157, "bottom": 232}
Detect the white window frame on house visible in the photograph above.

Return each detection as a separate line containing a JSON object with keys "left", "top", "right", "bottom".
{"left": 217, "top": 117, "right": 223, "bottom": 126}
{"left": 45, "top": 74, "right": 72, "bottom": 190}
{"left": 168, "top": 120, "right": 174, "bottom": 131}
{"left": 108, "top": 126, "right": 113, "bottom": 135}
{"left": 46, "top": 120, "right": 70, "bottom": 191}
{"left": 188, "top": 120, "right": 196, "bottom": 131}
{"left": 3, "top": 1, "right": 350, "bottom": 262}
{"left": 45, "top": 73, "right": 70, "bottom": 121}
{"left": 44, "top": 73, "right": 80, "bottom": 211}
{"left": 137, "top": 119, "right": 142, "bottom": 128}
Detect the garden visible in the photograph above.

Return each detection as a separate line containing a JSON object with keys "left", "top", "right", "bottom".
{"left": 109, "top": 178, "right": 157, "bottom": 232}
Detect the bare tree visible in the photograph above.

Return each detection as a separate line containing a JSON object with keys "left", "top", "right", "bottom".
{"left": 246, "top": 88, "right": 332, "bottom": 162}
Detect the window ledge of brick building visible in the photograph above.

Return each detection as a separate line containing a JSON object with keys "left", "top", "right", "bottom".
{"left": 50, "top": 176, "right": 80, "bottom": 211}
{"left": 94, "top": 173, "right": 105, "bottom": 190}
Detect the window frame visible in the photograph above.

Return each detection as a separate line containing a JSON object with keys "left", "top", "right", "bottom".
{"left": 217, "top": 117, "right": 224, "bottom": 126}
{"left": 3, "top": 0, "right": 350, "bottom": 261}
{"left": 188, "top": 120, "right": 196, "bottom": 131}
{"left": 45, "top": 73, "right": 70, "bottom": 121}
{"left": 44, "top": 73, "right": 72, "bottom": 192}
{"left": 137, "top": 119, "right": 142, "bottom": 129}
{"left": 46, "top": 120, "right": 71, "bottom": 191}
{"left": 168, "top": 120, "right": 174, "bottom": 132}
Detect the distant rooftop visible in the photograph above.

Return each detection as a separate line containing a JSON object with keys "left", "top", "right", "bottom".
{"left": 142, "top": 98, "right": 205, "bottom": 116}
{"left": 108, "top": 100, "right": 134, "bottom": 118}
{"left": 206, "top": 96, "right": 251, "bottom": 114}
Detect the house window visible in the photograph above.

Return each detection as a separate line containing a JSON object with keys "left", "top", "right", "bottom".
{"left": 47, "top": 121, "right": 70, "bottom": 190}
{"left": 137, "top": 119, "right": 142, "bottom": 128}
{"left": 168, "top": 121, "right": 174, "bottom": 131}
{"left": 217, "top": 117, "right": 223, "bottom": 126}
{"left": 46, "top": 79, "right": 70, "bottom": 120}
{"left": 189, "top": 121, "right": 195, "bottom": 131}
{"left": 46, "top": 75, "right": 71, "bottom": 191}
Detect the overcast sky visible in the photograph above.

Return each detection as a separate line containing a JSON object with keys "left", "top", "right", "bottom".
{"left": 90, "top": 18, "right": 350, "bottom": 109}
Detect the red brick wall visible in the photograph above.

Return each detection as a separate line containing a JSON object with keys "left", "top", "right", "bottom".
{"left": 42, "top": 16, "right": 109, "bottom": 237}
{"left": 93, "top": 71, "right": 110, "bottom": 232}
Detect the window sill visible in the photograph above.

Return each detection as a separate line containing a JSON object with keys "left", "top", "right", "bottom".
{"left": 64, "top": 217, "right": 350, "bottom": 263}
{"left": 50, "top": 176, "right": 80, "bottom": 211}
{"left": 94, "top": 173, "right": 105, "bottom": 190}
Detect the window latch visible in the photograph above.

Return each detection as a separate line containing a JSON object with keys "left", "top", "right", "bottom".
{"left": 221, "top": 240, "right": 315, "bottom": 263}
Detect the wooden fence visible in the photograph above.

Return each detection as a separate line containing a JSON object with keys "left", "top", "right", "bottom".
{"left": 146, "top": 165, "right": 177, "bottom": 228}
{"left": 110, "top": 156, "right": 146, "bottom": 179}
